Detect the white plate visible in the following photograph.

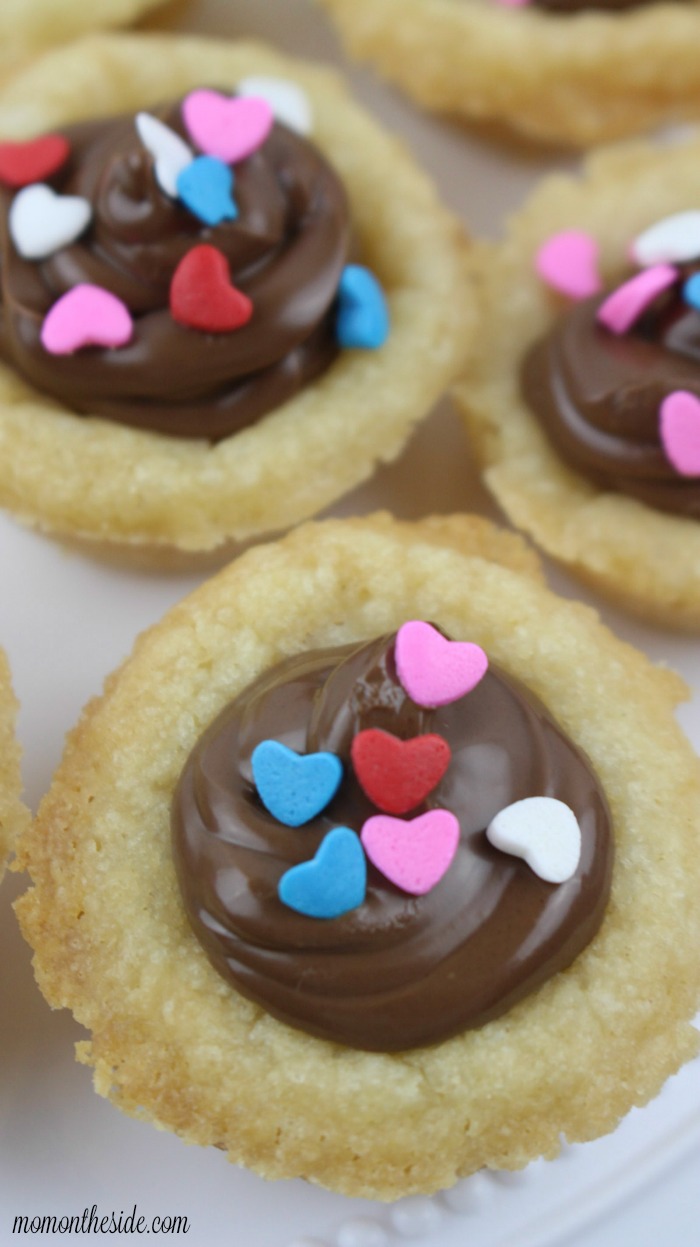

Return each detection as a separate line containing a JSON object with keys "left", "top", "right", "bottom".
{"left": 1, "top": 1, "right": 700, "bottom": 1244}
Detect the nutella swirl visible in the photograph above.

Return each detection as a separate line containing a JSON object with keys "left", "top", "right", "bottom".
{"left": 532, "top": 0, "right": 664, "bottom": 12}
{"left": 522, "top": 286, "right": 700, "bottom": 516}
{"left": 172, "top": 632, "right": 613, "bottom": 1051}
{"left": 0, "top": 100, "right": 351, "bottom": 441}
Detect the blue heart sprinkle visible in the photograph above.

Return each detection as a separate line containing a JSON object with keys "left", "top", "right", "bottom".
{"left": 252, "top": 739, "right": 343, "bottom": 827}
{"left": 683, "top": 273, "right": 700, "bottom": 313}
{"left": 278, "top": 827, "right": 367, "bottom": 919}
{"left": 176, "top": 156, "right": 238, "bottom": 227}
{"left": 336, "top": 264, "right": 389, "bottom": 350}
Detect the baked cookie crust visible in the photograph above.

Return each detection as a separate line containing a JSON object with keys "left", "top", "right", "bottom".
{"left": 0, "top": 0, "right": 166, "bottom": 81}
{"left": 0, "top": 647, "right": 28, "bottom": 881}
{"left": 0, "top": 34, "right": 472, "bottom": 555}
{"left": 16, "top": 514, "right": 700, "bottom": 1197}
{"left": 318, "top": 0, "right": 700, "bottom": 148}
{"left": 457, "top": 134, "right": 700, "bottom": 629}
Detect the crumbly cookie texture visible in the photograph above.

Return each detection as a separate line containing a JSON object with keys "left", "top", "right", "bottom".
{"left": 0, "top": 0, "right": 165, "bottom": 79}
{"left": 0, "top": 34, "right": 472, "bottom": 555}
{"left": 16, "top": 514, "right": 700, "bottom": 1198}
{"left": 0, "top": 647, "right": 28, "bottom": 881}
{"left": 317, "top": 0, "right": 700, "bottom": 147}
{"left": 457, "top": 134, "right": 700, "bottom": 629}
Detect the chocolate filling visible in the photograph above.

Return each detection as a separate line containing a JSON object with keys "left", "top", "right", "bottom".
{"left": 533, "top": 0, "right": 674, "bottom": 13}
{"left": 0, "top": 99, "right": 351, "bottom": 441}
{"left": 172, "top": 632, "right": 612, "bottom": 1051}
{"left": 521, "top": 286, "right": 700, "bottom": 516}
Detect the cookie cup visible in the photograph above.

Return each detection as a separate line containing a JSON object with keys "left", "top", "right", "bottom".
{"left": 0, "top": 0, "right": 167, "bottom": 81}
{"left": 0, "top": 647, "right": 28, "bottom": 881}
{"left": 0, "top": 34, "right": 472, "bottom": 557}
{"left": 457, "top": 135, "right": 700, "bottom": 629}
{"left": 318, "top": 0, "right": 700, "bottom": 148}
{"left": 15, "top": 513, "right": 700, "bottom": 1197}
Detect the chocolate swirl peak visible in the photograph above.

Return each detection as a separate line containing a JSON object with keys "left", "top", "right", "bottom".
{"left": 172, "top": 631, "right": 613, "bottom": 1051}
{"left": 0, "top": 97, "right": 351, "bottom": 441}
{"left": 522, "top": 273, "right": 700, "bottom": 516}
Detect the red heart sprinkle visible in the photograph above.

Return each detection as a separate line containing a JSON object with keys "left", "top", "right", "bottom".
{"left": 0, "top": 134, "right": 70, "bottom": 188}
{"left": 170, "top": 244, "right": 253, "bottom": 333}
{"left": 351, "top": 729, "right": 451, "bottom": 816}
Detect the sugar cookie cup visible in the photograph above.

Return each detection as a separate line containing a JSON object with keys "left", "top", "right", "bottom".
{"left": 318, "top": 0, "right": 700, "bottom": 148}
{"left": 0, "top": 0, "right": 167, "bottom": 81}
{"left": 0, "top": 35, "right": 472, "bottom": 556}
{"left": 457, "top": 135, "right": 700, "bottom": 630}
{"left": 0, "top": 647, "right": 28, "bottom": 882}
{"left": 16, "top": 514, "right": 700, "bottom": 1197}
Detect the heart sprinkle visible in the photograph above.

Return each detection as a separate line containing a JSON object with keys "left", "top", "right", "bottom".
{"left": 395, "top": 621, "right": 488, "bottom": 709}
{"left": 632, "top": 210, "right": 700, "bottom": 267}
{"left": 170, "top": 245, "right": 253, "bottom": 334}
{"left": 252, "top": 739, "right": 343, "bottom": 827}
{"left": 486, "top": 796, "right": 581, "bottom": 884}
{"left": 182, "top": 90, "right": 274, "bottom": 164}
{"left": 0, "top": 134, "right": 70, "bottom": 189}
{"left": 335, "top": 265, "right": 389, "bottom": 350}
{"left": 361, "top": 810, "right": 460, "bottom": 895}
{"left": 596, "top": 264, "right": 678, "bottom": 336}
{"left": 9, "top": 184, "right": 92, "bottom": 261}
{"left": 278, "top": 827, "right": 366, "bottom": 919}
{"left": 659, "top": 390, "right": 700, "bottom": 477}
{"left": 41, "top": 285, "right": 133, "bottom": 356}
{"left": 351, "top": 729, "right": 451, "bottom": 815}
{"left": 237, "top": 76, "right": 313, "bottom": 136}
{"left": 682, "top": 272, "right": 700, "bottom": 312}
{"left": 176, "top": 156, "right": 238, "bottom": 227}
{"left": 135, "top": 112, "right": 193, "bottom": 199}
{"left": 535, "top": 231, "right": 602, "bottom": 300}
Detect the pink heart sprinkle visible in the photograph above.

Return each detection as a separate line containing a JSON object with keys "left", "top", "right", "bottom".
{"left": 659, "top": 391, "right": 700, "bottom": 477}
{"left": 361, "top": 810, "right": 460, "bottom": 896}
{"left": 395, "top": 621, "right": 488, "bottom": 708}
{"left": 535, "top": 231, "right": 602, "bottom": 300}
{"left": 182, "top": 90, "right": 274, "bottom": 164}
{"left": 597, "top": 264, "right": 678, "bottom": 336}
{"left": 41, "top": 284, "right": 133, "bottom": 356}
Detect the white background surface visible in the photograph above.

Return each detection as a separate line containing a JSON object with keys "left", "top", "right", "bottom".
{"left": 1, "top": 1, "right": 699, "bottom": 1244}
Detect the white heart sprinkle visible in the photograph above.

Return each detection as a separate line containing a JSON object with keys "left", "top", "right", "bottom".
{"left": 632, "top": 211, "right": 700, "bottom": 267}
{"left": 9, "top": 184, "right": 92, "bottom": 261}
{"left": 236, "top": 76, "right": 312, "bottom": 136}
{"left": 135, "top": 112, "right": 193, "bottom": 199}
{"left": 486, "top": 796, "right": 582, "bottom": 884}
